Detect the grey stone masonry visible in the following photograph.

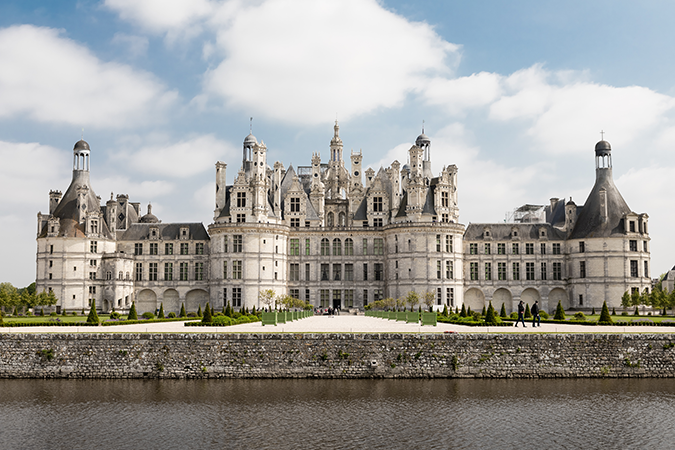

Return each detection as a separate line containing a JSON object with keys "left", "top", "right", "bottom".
{"left": 1, "top": 333, "right": 675, "bottom": 379}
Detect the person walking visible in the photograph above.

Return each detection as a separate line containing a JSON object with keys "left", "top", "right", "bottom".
{"left": 531, "top": 300, "right": 541, "bottom": 327}
{"left": 515, "top": 300, "right": 526, "bottom": 327}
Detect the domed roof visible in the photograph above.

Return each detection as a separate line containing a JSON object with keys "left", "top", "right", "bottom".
{"left": 244, "top": 133, "right": 257, "bottom": 145}
{"left": 140, "top": 204, "right": 159, "bottom": 224}
{"left": 73, "top": 139, "right": 90, "bottom": 151}
{"left": 416, "top": 133, "right": 430, "bottom": 143}
{"left": 595, "top": 140, "right": 611, "bottom": 154}
{"left": 402, "top": 164, "right": 411, "bottom": 172}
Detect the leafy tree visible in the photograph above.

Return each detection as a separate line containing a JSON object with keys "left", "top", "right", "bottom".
{"left": 598, "top": 301, "right": 613, "bottom": 324}
{"left": 554, "top": 300, "right": 566, "bottom": 320}
{"left": 86, "top": 300, "right": 100, "bottom": 324}
{"left": 202, "top": 303, "right": 213, "bottom": 323}
{"left": 405, "top": 291, "right": 420, "bottom": 311}
{"left": 35, "top": 290, "right": 58, "bottom": 308}
{"left": 0, "top": 283, "right": 19, "bottom": 310}
{"left": 621, "top": 291, "right": 631, "bottom": 310}
{"left": 524, "top": 303, "right": 532, "bottom": 319}
{"left": 423, "top": 291, "right": 435, "bottom": 311}
{"left": 179, "top": 303, "right": 186, "bottom": 317}
{"left": 500, "top": 303, "right": 507, "bottom": 318}
{"left": 128, "top": 302, "right": 138, "bottom": 320}
{"left": 484, "top": 302, "right": 499, "bottom": 325}
{"left": 258, "top": 289, "right": 276, "bottom": 311}
{"left": 158, "top": 303, "right": 165, "bottom": 319}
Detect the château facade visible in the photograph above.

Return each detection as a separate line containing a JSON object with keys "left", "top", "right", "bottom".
{"left": 35, "top": 124, "right": 651, "bottom": 314}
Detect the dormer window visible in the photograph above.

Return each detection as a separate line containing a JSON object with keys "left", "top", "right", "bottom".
{"left": 180, "top": 226, "right": 189, "bottom": 240}
{"left": 150, "top": 227, "right": 159, "bottom": 239}
{"left": 629, "top": 221, "right": 636, "bottom": 232}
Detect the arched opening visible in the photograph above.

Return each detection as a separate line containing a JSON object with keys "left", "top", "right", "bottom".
{"left": 163, "top": 289, "right": 180, "bottom": 314}
{"left": 464, "top": 288, "right": 485, "bottom": 312}
{"left": 521, "top": 288, "right": 541, "bottom": 310}
{"left": 338, "top": 211, "right": 346, "bottom": 227}
{"left": 549, "top": 288, "right": 569, "bottom": 313}
{"left": 186, "top": 289, "right": 209, "bottom": 313}
{"left": 492, "top": 288, "right": 512, "bottom": 314}
{"left": 327, "top": 212, "right": 334, "bottom": 227}
{"left": 137, "top": 289, "right": 157, "bottom": 314}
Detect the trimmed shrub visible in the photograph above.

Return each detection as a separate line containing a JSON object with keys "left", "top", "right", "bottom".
{"left": 86, "top": 300, "right": 99, "bottom": 324}
{"left": 187, "top": 312, "right": 198, "bottom": 318}
{"left": 633, "top": 307, "right": 640, "bottom": 316}
{"left": 484, "top": 302, "right": 499, "bottom": 325}
{"left": 50, "top": 312, "right": 57, "bottom": 317}
{"left": 158, "top": 303, "right": 165, "bottom": 319}
{"left": 481, "top": 306, "right": 486, "bottom": 316}
{"left": 12, "top": 307, "right": 18, "bottom": 316}
{"left": 40, "top": 308, "right": 45, "bottom": 317}
{"left": 247, "top": 314, "right": 261, "bottom": 322}
{"left": 142, "top": 312, "right": 155, "bottom": 320}
{"left": 202, "top": 303, "right": 213, "bottom": 323}
{"left": 467, "top": 306, "right": 472, "bottom": 316}
{"left": 554, "top": 301, "right": 566, "bottom": 320}
{"left": 110, "top": 311, "right": 121, "bottom": 319}
{"left": 500, "top": 303, "right": 507, "bottom": 318}
{"left": 598, "top": 301, "right": 613, "bottom": 325}
{"left": 442, "top": 305, "right": 448, "bottom": 317}
{"left": 213, "top": 315, "right": 233, "bottom": 326}
{"left": 128, "top": 302, "right": 138, "bottom": 320}
{"left": 591, "top": 307, "right": 596, "bottom": 315}
{"left": 612, "top": 308, "right": 616, "bottom": 316}
{"left": 460, "top": 304, "right": 467, "bottom": 317}
{"left": 179, "top": 303, "right": 186, "bottom": 318}
{"left": 573, "top": 311, "right": 587, "bottom": 321}
{"left": 524, "top": 304, "right": 532, "bottom": 319}
{"left": 168, "top": 312, "right": 176, "bottom": 318}
{"left": 540, "top": 311, "right": 550, "bottom": 320}
{"left": 236, "top": 315, "right": 250, "bottom": 324}
{"left": 197, "top": 305, "right": 202, "bottom": 317}
{"left": 81, "top": 308, "right": 85, "bottom": 316}
{"left": 62, "top": 308, "right": 67, "bottom": 316}
{"left": 509, "top": 311, "right": 518, "bottom": 319}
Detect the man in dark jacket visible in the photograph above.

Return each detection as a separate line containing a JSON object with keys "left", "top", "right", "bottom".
{"left": 515, "top": 300, "right": 526, "bottom": 327}
{"left": 531, "top": 300, "right": 540, "bottom": 327}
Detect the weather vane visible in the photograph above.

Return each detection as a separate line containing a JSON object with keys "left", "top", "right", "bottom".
{"left": 600, "top": 130, "right": 605, "bottom": 140}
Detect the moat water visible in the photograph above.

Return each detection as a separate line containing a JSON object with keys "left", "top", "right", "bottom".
{"left": 0, "top": 378, "right": 673, "bottom": 450}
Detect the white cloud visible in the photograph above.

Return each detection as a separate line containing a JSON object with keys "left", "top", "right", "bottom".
{"left": 422, "top": 72, "right": 503, "bottom": 116}
{"left": 111, "top": 33, "right": 149, "bottom": 57}
{"left": 110, "top": 134, "right": 237, "bottom": 178}
{"left": 0, "top": 25, "right": 177, "bottom": 128}
{"left": 104, "top": 0, "right": 215, "bottom": 34}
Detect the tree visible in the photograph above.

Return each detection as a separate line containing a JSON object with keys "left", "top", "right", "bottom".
{"left": 598, "top": 301, "right": 613, "bottom": 325}
{"left": 484, "top": 302, "right": 499, "bottom": 325}
{"left": 259, "top": 289, "right": 276, "bottom": 311}
{"left": 225, "top": 301, "right": 233, "bottom": 317}
{"left": 524, "top": 304, "right": 531, "bottom": 319}
{"left": 423, "top": 291, "right": 435, "bottom": 311}
{"left": 86, "top": 300, "right": 100, "bottom": 324}
{"left": 460, "top": 304, "right": 467, "bottom": 317}
{"left": 0, "top": 283, "right": 19, "bottom": 311}
{"left": 405, "top": 291, "right": 420, "bottom": 311}
{"left": 197, "top": 305, "right": 202, "bottom": 317}
{"left": 621, "top": 291, "right": 631, "bottom": 310}
{"left": 500, "top": 303, "right": 507, "bottom": 318}
{"left": 481, "top": 305, "right": 486, "bottom": 316}
{"left": 128, "top": 302, "right": 138, "bottom": 320}
{"left": 202, "top": 303, "right": 213, "bottom": 323}
{"left": 179, "top": 303, "right": 186, "bottom": 318}
{"left": 158, "top": 303, "right": 165, "bottom": 319}
{"left": 442, "top": 304, "right": 448, "bottom": 317}
{"left": 554, "top": 301, "right": 566, "bottom": 320}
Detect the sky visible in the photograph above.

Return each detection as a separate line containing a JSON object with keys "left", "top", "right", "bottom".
{"left": 2, "top": 0, "right": 675, "bottom": 287}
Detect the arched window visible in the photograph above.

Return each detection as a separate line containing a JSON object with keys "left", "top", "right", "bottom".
{"left": 320, "top": 238, "right": 330, "bottom": 256}
{"left": 344, "top": 238, "right": 354, "bottom": 255}
{"left": 338, "top": 211, "right": 346, "bottom": 226}
{"left": 333, "top": 238, "right": 341, "bottom": 256}
{"left": 327, "top": 212, "right": 334, "bottom": 227}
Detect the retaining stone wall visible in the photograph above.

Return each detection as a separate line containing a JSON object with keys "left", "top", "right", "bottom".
{"left": 2, "top": 333, "right": 675, "bottom": 379}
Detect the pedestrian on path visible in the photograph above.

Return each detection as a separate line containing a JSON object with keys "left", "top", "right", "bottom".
{"left": 515, "top": 300, "right": 526, "bottom": 327}
{"left": 531, "top": 300, "right": 541, "bottom": 327}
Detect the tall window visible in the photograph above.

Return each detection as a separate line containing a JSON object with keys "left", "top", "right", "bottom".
{"left": 135, "top": 263, "right": 143, "bottom": 281}
{"left": 134, "top": 243, "right": 143, "bottom": 255}
{"left": 526, "top": 243, "right": 534, "bottom": 254}
{"left": 333, "top": 238, "right": 342, "bottom": 256}
{"left": 321, "top": 264, "right": 329, "bottom": 281}
{"left": 469, "top": 243, "right": 478, "bottom": 255}
{"left": 437, "top": 261, "right": 442, "bottom": 279}
{"left": 180, "top": 262, "right": 188, "bottom": 281}
{"left": 630, "top": 260, "right": 638, "bottom": 277}
{"left": 436, "top": 235, "right": 441, "bottom": 252}
{"left": 484, "top": 243, "right": 491, "bottom": 255}
{"left": 195, "top": 243, "right": 204, "bottom": 255}
{"left": 290, "top": 218, "right": 300, "bottom": 227}
{"left": 498, "top": 243, "right": 505, "bottom": 255}
{"left": 579, "top": 242, "right": 586, "bottom": 253}
{"left": 290, "top": 263, "right": 299, "bottom": 281}
{"left": 441, "top": 191, "right": 449, "bottom": 207}
{"left": 512, "top": 243, "right": 519, "bottom": 255}
{"left": 645, "top": 261, "right": 649, "bottom": 278}
{"left": 223, "top": 236, "right": 228, "bottom": 253}
{"left": 373, "top": 196, "right": 383, "bottom": 212}
{"left": 333, "top": 264, "right": 341, "bottom": 281}
{"left": 374, "top": 289, "right": 383, "bottom": 302}
{"left": 345, "top": 290, "right": 354, "bottom": 307}
{"left": 629, "top": 240, "right": 637, "bottom": 251}
{"left": 470, "top": 263, "right": 478, "bottom": 281}
{"left": 580, "top": 261, "right": 586, "bottom": 278}
{"left": 149, "top": 263, "right": 157, "bottom": 281}
{"left": 149, "top": 243, "right": 158, "bottom": 255}
{"left": 363, "top": 238, "right": 368, "bottom": 255}
{"left": 526, "top": 262, "right": 534, "bottom": 280}
{"left": 181, "top": 243, "right": 189, "bottom": 255}
{"left": 90, "top": 241, "right": 98, "bottom": 253}
{"left": 345, "top": 264, "right": 354, "bottom": 281}
{"left": 320, "top": 238, "right": 330, "bottom": 256}
{"left": 446, "top": 261, "right": 453, "bottom": 279}
{"left": 164, "top": 263, "right": 173, "bottom": 281}
{"left": 163, "top": 243, "right": 172, "bottom": 255}
{"left": 194, "top": 262, "right": 204, "bottom": 281}
{"left": 222, "top": 261, "right": 228, "bottom": 279}
{"left": 237, "top": 192, "right": 246, "bottom": 207}
{"left": 363, "top": 263, "right": 368, "bottom": 281}
{"left": 290, "top": 289, "right": 300, "bottom": 299}
{"left": 541, "top": 262, "right": 547, "bottom": 280}
{"left": 540, "top": 243, "right": 546, "bottom": 254}
{"left": 305, "top": 238, "right": 311, "bottom": 255}
{"left": 446, "top": 287, "right": 454, "bottom": 306}
{"left": 363, "top": 289, "right": 368, "bottom": 306}
{"left": 232, "top": 288, "right": 242, "bottom": 307}
{"left": 445, "top": 235, "right": 452, "bottom": 252}
{"left": 485, "top": 262, "right": 492, "bottom": 281}
{"left": 498, "top": 262, "right": 506, "bottom": 280}
{"left": 290, "top": 197, "right": 300, "bottom": 212}
{"left": 232, "top": 261, "right": 242, "bottom": 279}
{"left": 320, "top": 290, "right": 330, "bottom": 308}
{"left": 553, "top": 262, "right": 562, "bottom": 280}
{"left": 552, "top": 243, "right": 561, "bottom": 255}
{"left": 373, "top": 238, "right": 384, "bottom": 255}
{"left": 345, "top": 238, "right": 354, "bottom": 255}
{"left": 233, "top": 235, "right": 243, "bottom": 252}
{"left": 289, "top": 239, "right": 300, "bottom": 256}
{"left": 512, "top": 262, "right": 520, "bottom": 281}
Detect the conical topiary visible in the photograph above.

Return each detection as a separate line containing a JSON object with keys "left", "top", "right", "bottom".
{"left": 12, "top": 306, "right": 17, "bottom": 316}
{"left": 225, "top": 302, "right": 232, "bottom": 317}
{"left": 62, "top": 308, "right": 67, "bottom": 316}
{"left": 179, "top": 303, "right": 186, "bottom": 317}
{"left": 598, "top": 301, "right": 613, "bottom": 325}
{"left": 554, "top": 300, "right": 566, "bottom": 320}
{"left": 524, "top": 304, "right": 532, "bottom": 318}
{"left": 460, "top": 304, "right": 467, "bottom": 317}
{"left": 591, "top": 307, "right": 596, "bottom": 315}
{"left": 484, "top": 302, "right": 498, "bottom": 325}
{"left": 40, "top": 308, "right": 45, "bottom": 317}
{"left": 81, "top": 308, "right": 85, "bottom": 316}
{"left": 633, "top": 306, "right": 640, "bottom": 316}
{"left": 128, "top": 302, "right": 138, "bottom": 320}
{"left": 197, "top": 305, "right": 202, "bottom": 317}
{"left": 442, "top": 304, "right": 448, "bottom": 317}
{"left": 86, "top": 300, "right": 99, "bottom": 324}
{"left": 481, "top": 305, "right": 486, "bottom": 316}
{"left": 612, "top": 307, "right": 616, "bottom": 315}
{"left": 500, "top": 303, "right": 507, "bottom": 318}
{"left": 158, "top": 303, "right": 165, "bottom": 319}
{"left": 202, "top": 303, "right": 213, "bottom": 323}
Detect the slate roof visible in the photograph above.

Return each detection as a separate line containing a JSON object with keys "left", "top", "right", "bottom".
{"left": 119, "top": 223, "right": 209, "bottom": 241}
{"left": 464, "top": 223, "right": 566, "bottom": 241}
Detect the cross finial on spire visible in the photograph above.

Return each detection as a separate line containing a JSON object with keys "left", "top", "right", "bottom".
{"left": 81, "top": 128, "right": 84, "bottom": 140}
{"left": 600, "top": 130, "right": 605, "bottom": 140}
{"left": 422, "top": 120, "right": 425, "bottom": 134}
{"left": 250, "top": 117, "right": 253, "bottom": 134}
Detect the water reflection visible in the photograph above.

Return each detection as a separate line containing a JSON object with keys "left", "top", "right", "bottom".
{"left": 0, "top": 379, "right": 673, "bottom": 450}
